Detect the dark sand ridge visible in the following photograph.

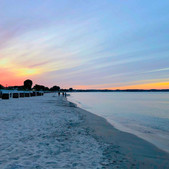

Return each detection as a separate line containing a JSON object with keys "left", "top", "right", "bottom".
{"left": 65, "top": 99, "right": 169, "bottom": 169}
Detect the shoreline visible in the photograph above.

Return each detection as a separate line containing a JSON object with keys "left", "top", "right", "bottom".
{"left": 66, "top": 98, "right": 169, "bottom": 168}
{"left": 67, "top": 92, "right": 169, "bottom": 154}
{"left": 0, "top": 93, "right": 169, "bottom": 168}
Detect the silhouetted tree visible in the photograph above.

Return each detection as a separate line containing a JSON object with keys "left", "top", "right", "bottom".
{"left": 69, "top": 88, "right": 73, "bottom": 91}
{"left": 60, "top": 89, "right": 68, "bottom": 92}
{"left": 24, "top": 79, "right": 33, "bottom": 90}
{"left": 0, "top": 84, "right": 4, "bottom": 89}
{"left": 50, "top": 86, "right": 60, "bottom": 91}
{"left": 33, "top": 84, "right": 44, "bottom": 91}
{"left": 33, "top": 85, "right": 50, "bottom": 91}
{"left": 44, "top": 87, "right": 50, "bottom": 91}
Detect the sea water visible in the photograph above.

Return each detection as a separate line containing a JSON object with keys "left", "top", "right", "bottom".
{"left": 68, "top": 92, "right": 169, "bottom": 153}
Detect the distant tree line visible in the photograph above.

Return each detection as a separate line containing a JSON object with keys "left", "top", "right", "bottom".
{"left": 33, "top": 84, "right": 60, "bottom": 91}
{"left": 0, "top": 79, "right": 73, "bottom": 92}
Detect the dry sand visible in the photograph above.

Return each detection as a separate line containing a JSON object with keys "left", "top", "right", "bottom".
{"left": 0, "top": 93, "right": 169, "bottom": 169}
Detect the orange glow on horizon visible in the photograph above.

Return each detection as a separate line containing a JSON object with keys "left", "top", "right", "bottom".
{"left": 1, "top": 57, "right": 169, "bottom": 89}
{"left": 0, "top": 77, "right": 25, "bottom": 87}
{"left": 108, "top": 82, "right": 169, "bottom": 90}
{"left": 0, "top": 57, "right": 42, "bottom": 87}
{"left": 75, "top": 81, "right": 169, "bottom": 90}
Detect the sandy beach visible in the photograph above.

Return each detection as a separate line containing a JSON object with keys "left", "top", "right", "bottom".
{"left": 0, "top": 93, "right": 169, "bottom": 169}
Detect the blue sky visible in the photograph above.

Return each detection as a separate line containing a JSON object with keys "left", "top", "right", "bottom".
{"left": 0, "top": 0, "right": 169, "bottom": 89}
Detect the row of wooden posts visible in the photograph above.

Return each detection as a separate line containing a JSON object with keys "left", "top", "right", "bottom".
{"left": 0, "top": 91, "right": 44, "bottom": 100}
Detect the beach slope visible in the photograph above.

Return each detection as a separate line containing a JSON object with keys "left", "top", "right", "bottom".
{"left": 0, "top": 93, "right": 168, "bottom": 169}
{"left": 75, "top": 105, "right": 169, "bottom": 168}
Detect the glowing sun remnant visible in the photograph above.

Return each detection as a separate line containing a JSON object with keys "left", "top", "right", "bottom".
{"left": 16, "top": 68, "right": 40, "bottom": 77}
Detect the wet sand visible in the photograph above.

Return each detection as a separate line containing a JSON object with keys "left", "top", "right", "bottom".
{"left": 72, "top": 101, "right": 169, "bottom": 168}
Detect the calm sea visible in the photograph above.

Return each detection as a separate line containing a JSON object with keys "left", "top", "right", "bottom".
{"left": 68, "top": 92, "right": 169, "bottom": 153}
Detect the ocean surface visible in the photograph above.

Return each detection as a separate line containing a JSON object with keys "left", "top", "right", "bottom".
{"left": 68, "top": 92, "right": 169, "bottom": 153}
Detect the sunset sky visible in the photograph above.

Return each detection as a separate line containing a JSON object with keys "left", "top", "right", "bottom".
{"left": 0, "top": 0, "right": 169, "bottom": 89}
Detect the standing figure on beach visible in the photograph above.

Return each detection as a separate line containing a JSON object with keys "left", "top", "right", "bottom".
{"left": 58, "top": 92, "right": 60, "bottom": 96}
{"left": 62, "top": 92, "right": 64, "bottom": 96}
{"left": 65, "top": 92, "right": 67, "bottom": 97}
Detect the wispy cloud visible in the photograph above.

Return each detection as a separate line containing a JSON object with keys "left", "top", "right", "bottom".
{"left": 0, "top": 0, "right": 169, "bottom": 88}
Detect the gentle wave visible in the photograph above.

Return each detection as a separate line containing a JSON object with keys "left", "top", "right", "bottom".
{"left": 68, "top": 92, "right": 169, "bottom": 153}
